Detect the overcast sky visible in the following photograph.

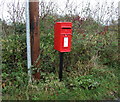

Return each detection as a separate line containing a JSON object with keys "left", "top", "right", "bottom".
{"left": 0, "top": 0, "right": 119, "bottom": 24}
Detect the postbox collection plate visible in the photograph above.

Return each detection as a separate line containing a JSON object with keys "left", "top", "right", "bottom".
{"left": 64, "top": 37, "right": 68, "bottom": 47}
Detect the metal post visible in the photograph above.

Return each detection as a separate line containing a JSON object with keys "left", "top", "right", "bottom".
{"left": 0, "top": 19, "right": 2, "bottom": 101}
{"left": 26, "top": 0, "right": 32, "bottom": 82}
{"left": 29, "top": 0, "right": 40, "bottom": 80}
{"left": 59, "top": 52, "right": 64, "bottom": 81}
{"left": 118, "top": 2, "right": 120, "bottom": 64}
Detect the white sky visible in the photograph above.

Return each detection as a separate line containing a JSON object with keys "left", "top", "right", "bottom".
{"left": 0, "top": 0, "right": 119, "bottom": 24}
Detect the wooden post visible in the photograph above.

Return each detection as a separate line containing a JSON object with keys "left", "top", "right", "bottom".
{"left": 29, "top": 0, "right": 40, "bottom": 80}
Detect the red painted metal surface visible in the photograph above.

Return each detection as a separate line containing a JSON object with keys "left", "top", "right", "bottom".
{"left": 54, "top": 22, "right": 72, "bottom": 52}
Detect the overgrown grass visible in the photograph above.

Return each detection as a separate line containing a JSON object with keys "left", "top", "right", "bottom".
{"left": 2, "top": 66, "right": 120, "bottom": 100}
{"left": 2, "top": 25, "right": 119, "bottom": 100}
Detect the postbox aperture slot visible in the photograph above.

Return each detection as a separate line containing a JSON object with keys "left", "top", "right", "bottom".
{"left": 62, "top": 28, "right": 71, "bottom": 29}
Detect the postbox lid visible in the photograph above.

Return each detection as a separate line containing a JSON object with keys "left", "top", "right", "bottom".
{"left": 55, "top": 22, "right": 72, "bottom": 28}
{"left": 55, "top": 22, "right": 72, "bottom": 25}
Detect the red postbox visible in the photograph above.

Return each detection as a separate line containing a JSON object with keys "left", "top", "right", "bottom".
{"left": 54, "top": 22, "right": 72, "bottom": 52}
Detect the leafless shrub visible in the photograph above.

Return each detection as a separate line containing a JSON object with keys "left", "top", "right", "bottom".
{"left": 0, "top": 0, "right": 118, "bottom": 36}
{"left": 1, "top": 0, "right": 25, "bottom": 36}
{"left": 6, "top": 1, "right": 25, "bottom": 24}
{"left": 39, "top": 0, "right": 57, "bottom": 20}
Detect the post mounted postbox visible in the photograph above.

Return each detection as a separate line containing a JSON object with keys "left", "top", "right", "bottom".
{"left": 54, "top": 22, "right": 72, "bottom": 52}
